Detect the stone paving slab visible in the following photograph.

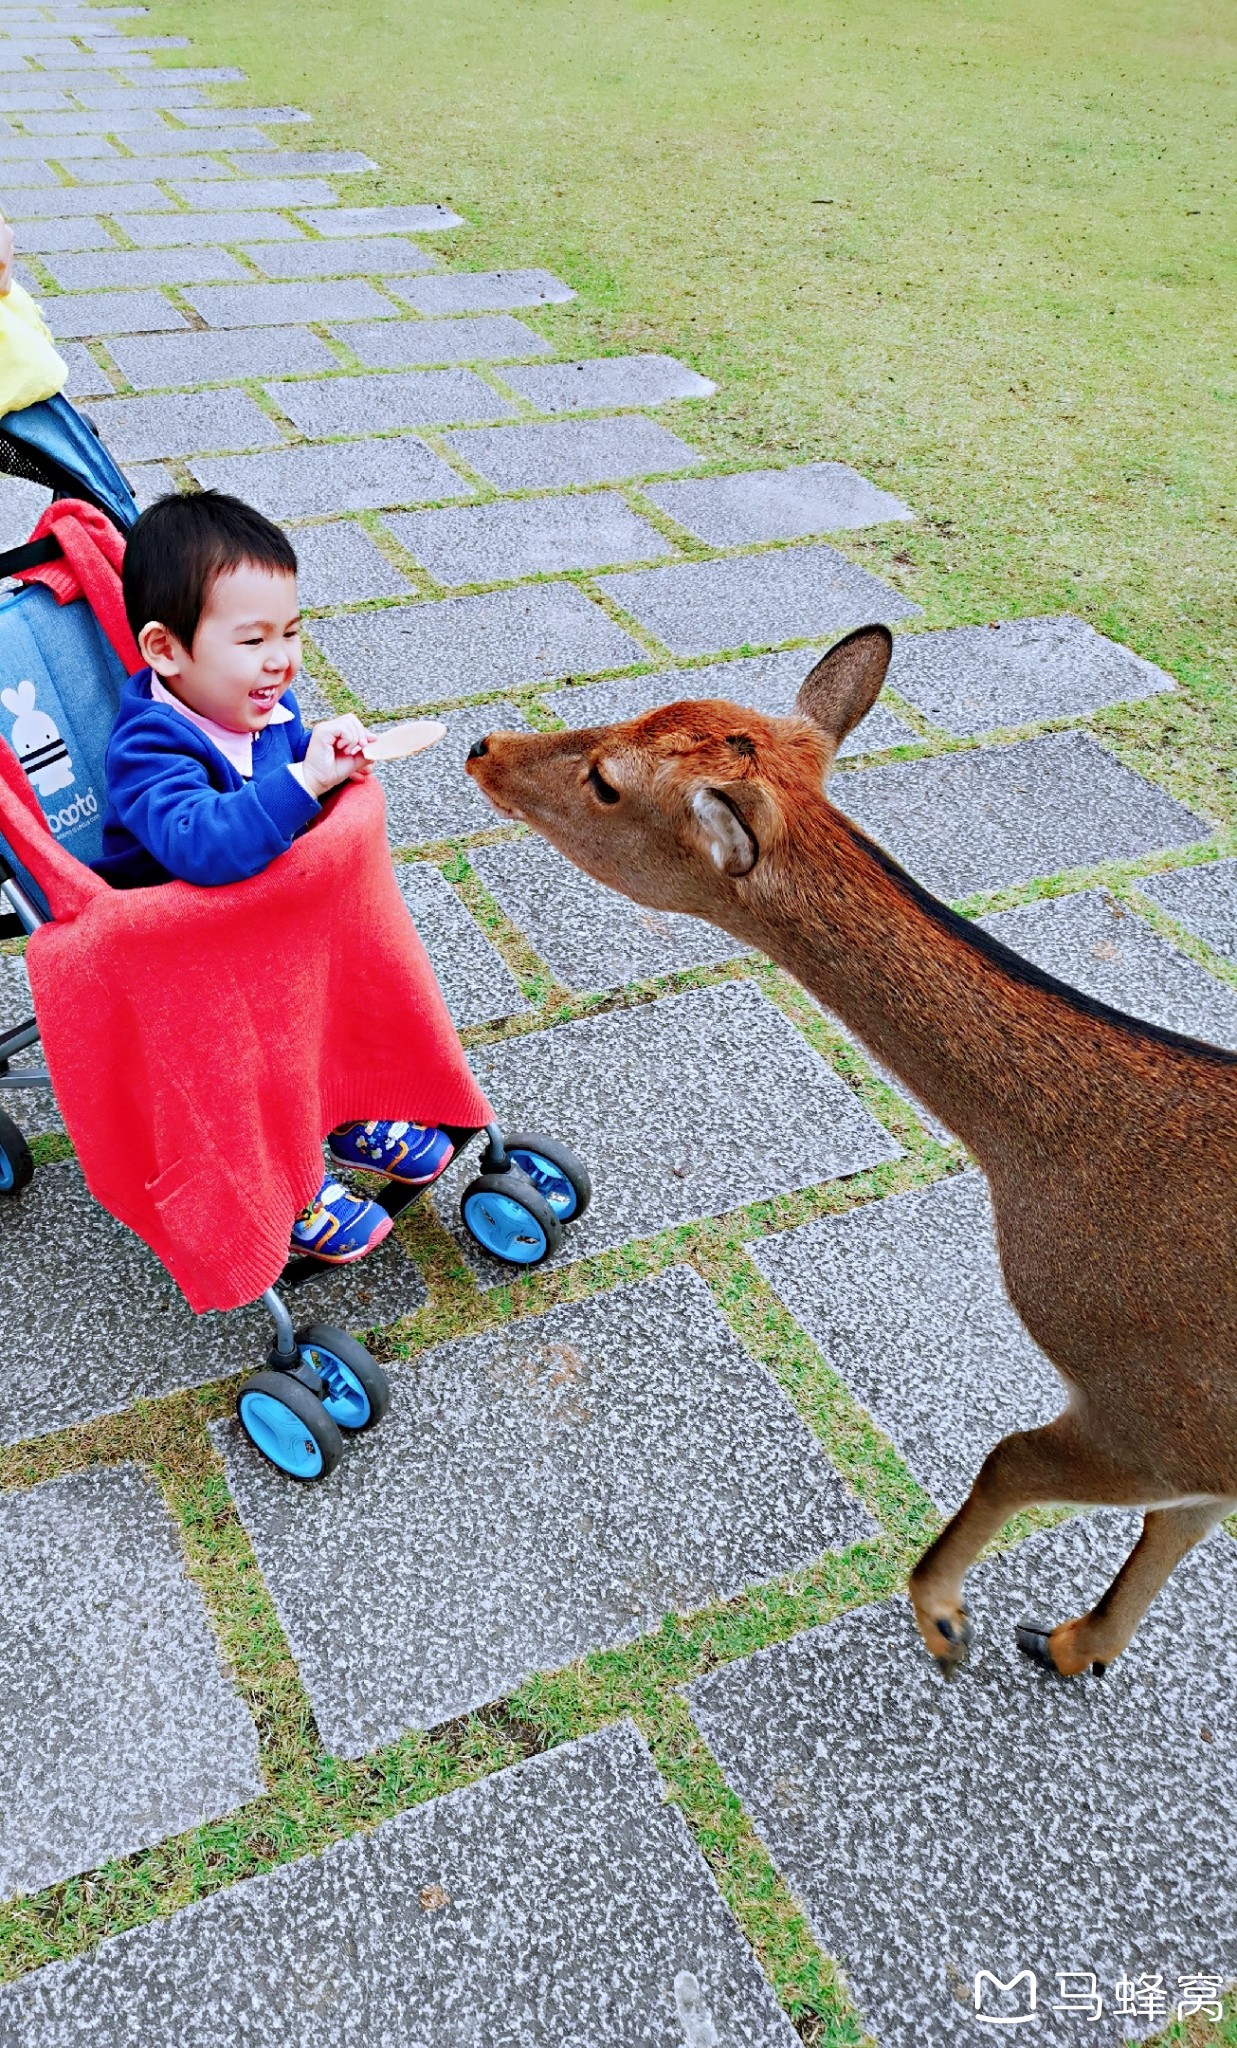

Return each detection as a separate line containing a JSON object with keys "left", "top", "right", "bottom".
{"left": 599, "top": 545, "right": 920, "bottom": 657}
{"left": 0, "top": 1463, "right": 262, "bottom": 1902}
{"left": 113, "top": 207, "right": 311, "bottom": 244}
{"left": 181, "top": 277, "right": 397, "bottom": 327}
{"left": 311, "top": 583, "right": 643, "bottom": 710}
{"left": 267, "top": 366, "right": 516, "bottom": 437}
{"left": 288, "top": 517, "right": 413, "bottom": 606}
{"left": 373, "top": 698, "right": 534, "bottom": 842}
{"left": 242, "top": 234, "right": 438, "bottom": 279}
{"left": 395, "top": 267, "right": 575, "bottom": 315}
{"left": 295, "top": 201, "right": 466, "bottom": 235}
{"left": 85, "top": 388, "right": 280, "bottom": 460}
{"left": 444, "top": 414, "right": 704, "bottom": 491}
{"left": 8, "top": 179, "right": 173, "bottom": 213}
{"left": 0, "top": 954, "right": 61, "bottom": 1134}
{"left": 396, "top": 859, "right": 530, "bottom": 1025}
{"left": 501, "top": 350, "right": 716, "bottom": 411}
{"left": 387, "top": 488, "right": 674, "bottom": 585}
{"left": 189, "top": 436, "right": 467, "bottom": 520}
{"left": 173, "top": 103, "right": 310, "bottom": 124}
{"left": 0, "top": 155, "right": 59, "bottom": 181}
{"left": 5, "top": 214, "right": 114, "bottom": 250}
{"left": 214, "top": 1266, "right": 872, "bottom": 1749}
{"left": 473, "top": 833, "right": 747, "bottom": 989}
{"left": 333, "top": 310, "right": 552, "bottom": 367}
{"left": 20, "top": 104, "right": 153, "bottom": 129}
{"left": 688, "top": 1513, "right": 1237, "bottom": 2048}
{"left": 835, "top": 731, "right": 1210, "bottom": 900}
{"left": 42, "top": 242, "right": 251, "bottom": 288}
{"left": 647, "top": 461, "right": 915, "bottom": 544}
{"left": 979, "top": 889, "right": 1237, "bottom": 1048}
{"left": 226, "top": 148, "right": 376, "bottom": 175}
{"left": 0, "top": 88, "right": 72, "bottom": 109}
{"left": 0, "top": 1721, "right": 797, "bottom": 2045}
{"left": 110, "top": 123, "right": 274, "bottom": 152}
{"left": 120, "top": 460, "right": 173, "bottom": 509}
{"left": 887, "top": 615, "right": 1175, "bottom": 737}
{"left": 0, "top": 1161, "right": 427, "bottom": 1444}
{"left": 540, "top": 648, "right": 914, "bottom": 756}
{"left": 70, "top": 152, "right": 239, "bottom": 182}
{"left": 175, "top": 177, "right": 339, "bottom": 213}
{"left": 0, "top": 133, "right": 124, "bottom": 157}
{"left": 749, "top": 1173, "right": 1061, "bottom": 1511}
{"left": 107, "top": 322, "right": 337, "bottom": 389}
{"left": 433, "top": 980, "right": 901, "bottom": 1277}
{"left": 55, "top": 336, "right": 114, "bottom": 398}
{"left": 73, "top": 84, "right": 206, "bottom": 107}
{"left": 44, "top": 287, "right": 188, "bottom": 337}
{"left": 1140, "top": 856, "right": 1237, "bottom": 960}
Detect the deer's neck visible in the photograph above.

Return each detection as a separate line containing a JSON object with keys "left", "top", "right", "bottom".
{"left": 743, "top": 802, "right": 1090, "bottom": 1158}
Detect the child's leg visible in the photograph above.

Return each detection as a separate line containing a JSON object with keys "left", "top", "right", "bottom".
{"left": 291, "top": 1173, "right": 392, "bottom": 1263}
{"left": 329, "top": 1120, "right": 454, "bottom": 1189}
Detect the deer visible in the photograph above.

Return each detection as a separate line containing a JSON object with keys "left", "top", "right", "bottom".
{"left": 465, "top": 625, "right": 1237, "bottom": 1680}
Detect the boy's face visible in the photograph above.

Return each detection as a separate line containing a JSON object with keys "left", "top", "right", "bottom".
{"left": 140, "top": 562, "right": 302, "bottom": 733}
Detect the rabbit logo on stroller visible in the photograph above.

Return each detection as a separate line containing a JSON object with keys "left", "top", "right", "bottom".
{"left": 3, "top": 676, "right": 73, "bottom": 797}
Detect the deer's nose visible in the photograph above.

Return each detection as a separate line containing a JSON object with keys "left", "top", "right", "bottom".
{"left": 467, "top": 736, "right": 489, "bottom": 760}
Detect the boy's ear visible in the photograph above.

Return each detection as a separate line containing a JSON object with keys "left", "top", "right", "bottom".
{"left": 138, "top": 620, "right": 180, "bottom": 676}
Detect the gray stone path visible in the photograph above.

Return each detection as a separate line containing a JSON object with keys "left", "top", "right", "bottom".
{"left": 432, "top": 981, "right": 901, "bottom": 1277}
{"left": 0, "top": 1722, "right": 798, "bottom": 2046}
{"left": 213, "top": 1267, "right": 872, "bottom": 1752}
{"left": 750, "top": 1174, "right": 1061, "bottom": 1512}
{"left": 1, "top": 1, "right": 1234, "bottom": 2031}
{"left": 0, "top": 1162, "right": 426, "bottom": 1442}
{"left": 688, "top": 1515, "right": 1237, "bottom": 2048}
{"left": 0, "top": 1463, "right": 261, "bottom": 1899}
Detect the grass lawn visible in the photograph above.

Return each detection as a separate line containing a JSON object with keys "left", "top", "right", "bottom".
{"left": 1, "top": 1, "right": 1233, "bottom": 2039}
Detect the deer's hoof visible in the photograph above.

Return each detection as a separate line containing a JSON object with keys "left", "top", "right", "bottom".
{"left": 927, "top": 1610, "right": 973, "bottom": 1677}
{"left": 1015, "top": 1623, "right": 1060, "bottom": 1673}
{"left": 1017, "top": 1621, "right": 1111, "bottom": 1679}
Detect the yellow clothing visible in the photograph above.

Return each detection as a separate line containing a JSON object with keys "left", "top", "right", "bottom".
{"left": 0, "top": 280, "right": 67, "bottom": 416}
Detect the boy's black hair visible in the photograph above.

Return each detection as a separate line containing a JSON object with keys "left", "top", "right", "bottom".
{"left": 122, "top": 489, "right": 298, "bottom": 650}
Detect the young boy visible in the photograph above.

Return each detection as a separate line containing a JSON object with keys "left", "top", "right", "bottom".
{"left": 96, "top": 489, "right": 454, "bottom": 1265}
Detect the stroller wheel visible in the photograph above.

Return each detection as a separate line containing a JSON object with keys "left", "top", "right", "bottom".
{"left": 0, "top": 1109, "right": 33, "bottom": 1198}
{"left": 237, "top": 1370, "right": 343, "bottom": 1481}
{"left": 297, "top": 1322, "right": 390, "bottom": 1433}
{"left": 501, "top": 1132, "right": 592, "bottom": 1223}
{"left": 461, "top": 1171, "right": 562, "bottom": 1267}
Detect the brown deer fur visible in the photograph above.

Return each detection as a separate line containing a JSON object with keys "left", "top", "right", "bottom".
{"left": 466, "top": 625, "right": 1237, "bottom": 1679}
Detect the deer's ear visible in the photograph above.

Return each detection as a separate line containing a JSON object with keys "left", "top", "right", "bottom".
{"left": 796, "top": 625, "right": 893, "bottom": 745}
{"left": 687, "top": 781, "right": 778, "bottom": 876}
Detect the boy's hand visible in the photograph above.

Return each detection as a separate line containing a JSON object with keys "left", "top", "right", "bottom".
{"left": 0, "top": 215, "right": 14, "bottom": 297}
{"left": 301, "top": 715, "right": 375, "bottom": 799}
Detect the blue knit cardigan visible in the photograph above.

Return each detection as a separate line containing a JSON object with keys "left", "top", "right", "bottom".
{"left": 94, "top": 668, "right": 321, "bottom": 889}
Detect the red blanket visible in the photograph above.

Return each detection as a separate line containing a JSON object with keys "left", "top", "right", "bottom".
{"left": 12, "top": 498, "right": 142, "bottom": 673}
{"left": 0, "top": 738, "right": 492, "bottom": 1312}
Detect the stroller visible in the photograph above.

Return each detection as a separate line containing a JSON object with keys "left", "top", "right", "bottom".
{"left": 0, "top": 393, "right": 592, "bottom": 1483}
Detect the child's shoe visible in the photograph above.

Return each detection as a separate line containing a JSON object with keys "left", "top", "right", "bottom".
{"left": 329, "top": 1119, "right": 454, "bottom": 1189}
{"left": 290, "top": 1176, "right": 393, "bottom": 1263}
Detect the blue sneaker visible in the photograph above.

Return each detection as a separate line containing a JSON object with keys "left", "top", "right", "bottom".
{"left": 328, "top": 1119, "right": 455, "bottom": 1189}
{"left": 290, "top": 1176, "right": 393, "bottom": 1264}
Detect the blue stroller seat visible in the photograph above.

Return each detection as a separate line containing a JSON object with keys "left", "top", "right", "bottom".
{"left": 0, "top": 391, "right": 592, "bottom": 1481}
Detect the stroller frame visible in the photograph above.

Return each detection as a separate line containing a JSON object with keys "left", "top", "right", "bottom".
{"left": 0, "top": 392, "right": 592, "bottom": 1481}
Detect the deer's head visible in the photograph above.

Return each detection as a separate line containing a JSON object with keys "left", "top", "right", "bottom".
{"left": 465, "top": 624, "right": 893, "bottom": 920}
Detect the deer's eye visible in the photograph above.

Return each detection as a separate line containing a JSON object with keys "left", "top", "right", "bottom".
{"left": 586, "top": 761, "right": 620, "bottom": 805}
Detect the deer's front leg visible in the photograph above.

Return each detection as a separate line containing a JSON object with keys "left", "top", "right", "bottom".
{"left": 908, "top": 1419, "right": 1143, "bottom": 1675}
